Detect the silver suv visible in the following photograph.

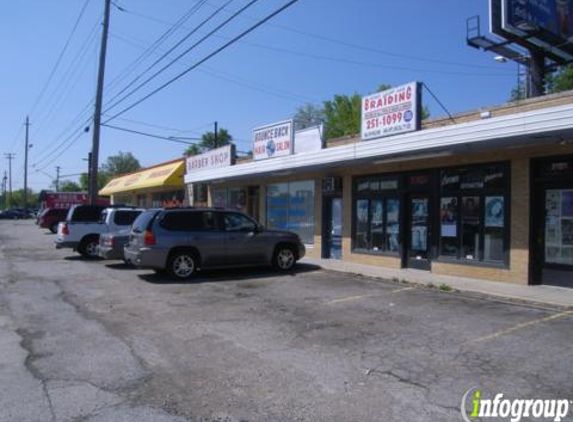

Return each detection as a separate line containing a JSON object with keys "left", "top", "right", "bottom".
{"left": 124, "top": 208, "right": 305, "bottom": 279}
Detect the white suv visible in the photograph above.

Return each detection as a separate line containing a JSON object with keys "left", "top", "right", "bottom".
{"left": 55, "top": 205, "right": 143, "bottom": 259}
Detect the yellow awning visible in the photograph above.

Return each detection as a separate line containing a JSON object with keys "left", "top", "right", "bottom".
{"left": 99, "top": 160, "right": 185, "bottom": 196}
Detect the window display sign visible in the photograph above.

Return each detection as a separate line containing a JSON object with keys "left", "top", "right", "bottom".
{"left": 485, "top": 196, "right": 504, "bottom": 228}
{"left": 186, "top": 145, "right": 235, "bottom": 173}
{"left": 440, "top": 197, "right": 458, "bottom": 237}
{"left": 253, "top": 120, "right": 293, "bottom": 161}
{"left": 361, "top": 82, "right": 420, "bottom": 141}
{"left": 545, "top": 189, "right": 573, "bottom": 265}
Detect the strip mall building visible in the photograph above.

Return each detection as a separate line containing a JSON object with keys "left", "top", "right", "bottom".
{"left": 185, "top": 88, "right": 573, "bottom": 288}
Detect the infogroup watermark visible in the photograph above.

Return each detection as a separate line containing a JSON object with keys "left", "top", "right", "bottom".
{"left": 461, "top": 387, "right": 571, "bottom": 422}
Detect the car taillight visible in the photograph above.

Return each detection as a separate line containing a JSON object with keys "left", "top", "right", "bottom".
{"left": 62, "top": 223, "right": 69, "bottom": 235}
{"left": 144, "top": 230, "right": 155, "bottom": 245}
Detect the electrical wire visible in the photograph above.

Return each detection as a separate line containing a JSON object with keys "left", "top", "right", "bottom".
{"left": 103, "top": 0, "right": 263, "bottom": 115}
{"left": 101, "top": 123, "right": 200, "bottom": 144}
{"left": 103, "top": 0, "right": 302, "bottom": 123}
{"left": 109, "top": 30, "right": 316, "bottom": 104}
{"left": 28, "top": 0, "right": 92, "bottom": 116}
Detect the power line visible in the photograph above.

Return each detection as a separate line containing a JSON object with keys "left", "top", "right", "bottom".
{"left": 109, "top": 30, "right": 316, "bottom": 104}
{"left": 101, "top": 123, "right": 200, "bottom": 144}
{"left": 103, "top": 0, "right": 215, "bottom": 107}
{"left": 103, "top": 0, "right": 263, "bottom": 115}
{"left": 103, "top": 0, "right": 210, "bottom": 104}
{"left": 103, "top": 0, "right": 302, "bottom": 123}
{"left": 28, "top": 0, "right": 92, "bottom": 116}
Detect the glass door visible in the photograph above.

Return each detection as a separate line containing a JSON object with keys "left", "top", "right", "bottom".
{"left": 540, "top": 188, "right": 573, "bottom": 287}
{"left": 323, "top": 197, "right": 342, "bottom": 259}
{"left": 406, "top": 194, "right": 431, "bottom": 270}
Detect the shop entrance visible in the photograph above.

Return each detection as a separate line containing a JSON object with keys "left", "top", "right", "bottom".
{"left": 532, "top": 157, "right": 573, "bottom": 287}
{"left": 323, "top": 197, "right": 342, "bottom": 259}
{"left": 405, "top": 193, "right": 431, "bottom": 270}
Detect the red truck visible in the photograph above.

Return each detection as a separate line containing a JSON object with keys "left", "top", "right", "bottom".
{"left": 37, "top": 192, "right": 110, "bottom": 233}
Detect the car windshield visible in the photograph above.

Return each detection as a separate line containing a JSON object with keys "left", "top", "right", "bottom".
{"left": 131, "top": 210, "right": 159, "bottom": 233}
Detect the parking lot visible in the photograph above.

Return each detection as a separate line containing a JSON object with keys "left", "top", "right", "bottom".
{"left": 1, "top": 220, "right": 573, "bottom": 422}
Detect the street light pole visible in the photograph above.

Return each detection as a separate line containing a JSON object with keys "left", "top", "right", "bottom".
{"left": 23, "top": 116, "right": 30, "bottom": 211}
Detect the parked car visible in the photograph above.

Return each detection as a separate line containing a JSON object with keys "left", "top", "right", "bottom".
{"left": 98, "top": 229, "right": 131, "bottom": 261}
{"left": 55, "top": 205, "right": 143, "bottom": 259}
{"left": 0, "top": 209, "right": 25, "bottom": 219}
{"left": 124, "top": 207, "right": 305, "bottom": 280}
{"left": 38, "top": 208, "right": 70, "bottom": 233}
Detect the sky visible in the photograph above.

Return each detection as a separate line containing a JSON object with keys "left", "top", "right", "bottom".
{"left": 0, "top": 0, "right": 520, "bottom": 191}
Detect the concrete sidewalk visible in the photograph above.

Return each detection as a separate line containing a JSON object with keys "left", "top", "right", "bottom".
{"left": 301, "top": 257, "right": 573, "bottom": 308}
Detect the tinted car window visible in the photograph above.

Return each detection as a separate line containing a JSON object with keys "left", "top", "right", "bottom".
{"left": 160, "top": 211, "right": 219, "bottom": 231}
{"left": 223, "top": 212, "right": 256, "bottom": 232}
{"left": 114, "top": 210, "right": 142, "bottom": 226}
{"left": 71, "top": 206, "right": 105, "bottom": 222}
{"left": 132, "top": 210, "right": 160, "bottom": 233}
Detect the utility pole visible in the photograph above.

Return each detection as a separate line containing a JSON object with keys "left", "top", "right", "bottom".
{"left": 89, "top": 0, "right": 111, "bottom": 204}
{"left": 4, "top": 153, "right": 15, "bottom": 208}
{"left": 23, "top": 116, "right": 30, "bottom": 211}
{"left": 55, "top": 166, "right": 61, "bottom": 191}
{"left": 87, "top": 151, "right": 92, "bottom": 193}
{"left": 214, "top": 121, "right": 218, "bottom": 148}
{"left": 1, "top": 172, "right": 6, "bottom": 209}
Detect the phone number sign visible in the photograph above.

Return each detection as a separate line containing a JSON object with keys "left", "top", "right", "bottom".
{"left": 361, "top": 82, "right": 420, "bottom": 141}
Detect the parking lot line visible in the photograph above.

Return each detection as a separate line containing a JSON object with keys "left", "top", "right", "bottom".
{"left": 326, "top": 286, "right": 414, "bottom": 305}
{"left": 462, "top": 310, "right": 573, "bottom": 346}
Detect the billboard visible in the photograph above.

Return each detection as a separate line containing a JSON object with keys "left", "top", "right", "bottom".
{"left": 186, "top": 145, "right": 235, "bottom": 173}
{"left": 253, "top": 120, "right": 293, "bottom": 161}
{"left": 294, "top": 124, "right": 323, "bottom": 155}
{"left": 491, "top": 0, "right": 573, "bottom": 62}
{"left": 361, "top": 82, "right": 421, "bottom": 141}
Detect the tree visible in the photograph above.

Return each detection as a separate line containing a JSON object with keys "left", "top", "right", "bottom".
{"left": 323, "top": 93, "right": 363, "bottom": 139}
{"left": 293, "top": 103, "right": 326, "bottom": 131}
{"left": 184, "top": 128, "right": 233, "bottom": 156}
{"left": 54, "top": 180, "right": 81, "bottom": 192}
{"left": 79, "top": 172, "right": 110, "bottom": 191}
{"left": 7, "top": 188, "right": 38, "bottom": 208}
{"left": 101, "top": 151, "right": 141, "bottom": 176}
{"left": 547, "top": 65, "right": 573, "bottom": 94}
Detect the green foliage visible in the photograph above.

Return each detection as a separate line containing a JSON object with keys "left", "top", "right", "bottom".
{"left": 79, "top": 172, "right": 110, "bottom": 191}
{"left": 184, "top": 128, "right": 233, "bottom": 156}
{"left": 56, "top": 180, "right": 82, "bottom": 192}
{"left": 547, "top": 65, "right": 573, "bottom": 94}
{"left": 101, "top": 151, "right": 141, "bottom": 176}
{"left": 1, "top": 188, "right": 38, "bottom": 209}
{"left": 293, "top": 103, "right": 326, "bottom": 131}
{"left": 438, "top": 283, "right": 453, "bottom": 292}
{"left": 323, "top": 93, "right": 363, "bottom": 139}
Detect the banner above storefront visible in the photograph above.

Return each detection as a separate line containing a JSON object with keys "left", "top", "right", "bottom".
{"left": 186, "top": 144, "right": 235, "bottom": 173}
{"left": 294, "top": 124, "right": 324, "bottom": 155}
{"left": 361, "top": 82, "right": 421, "bottom": 141}
{"left": 253, "top": 120, "right": 294, "bottom": 161}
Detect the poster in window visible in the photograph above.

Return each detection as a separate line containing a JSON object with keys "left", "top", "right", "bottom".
{"left": 411, "top": 225, "right": 427, "bottom": 251}
{"left": 485, "top": 196, "right": 504, "bottom": 228}
{"left": 357, "top": 200, "right": 369, "bottom": 224}
{"left": 462, "top": 196, "right": 480, "bottom": 223}
{"left": 440, "top": 197, "right": 457, "bottom": 237}
{"left": 562, "top": 190, "right": 573, "bottom": 217}
{"left": 562, "top": 219, "right": 573, "bottom": 246}
{"left": 546, "top": 190, "right": 561, "bottom": 217}
{"left": 411, "top": 199, "right": 428, "bottom": 224}
{"left": 387, "top": 199, "right": 400, "bottom": 224}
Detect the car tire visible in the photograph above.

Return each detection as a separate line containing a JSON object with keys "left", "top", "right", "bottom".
{"left": 273, "top": 244, "right": 297, "bottom": 271}
{"left": 167, "top": 251, "right": 197, "bottom": 280}
{"left": 49, "top": 223, "right": 58, "bottom": 234}
{"left": 78, "top": 235, "right": 100, "bottom": 259}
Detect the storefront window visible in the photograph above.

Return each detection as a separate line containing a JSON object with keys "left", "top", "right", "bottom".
{"left": 353, "top": 177, "right": 400, "bottom": 254}
{"left": 211, "top": 188, "right": 227, "bottom": 207}
{"left": 228, "top": 188, "right": 247, "bottom": 212}
{"left": 438, "top": 163, "right": 508, "bottom": 264}
{"left": 267, "top": 181, "right": 315, "bottom": 244}
{"left": 151, "top": 190, "right": 184, "bottom": 207}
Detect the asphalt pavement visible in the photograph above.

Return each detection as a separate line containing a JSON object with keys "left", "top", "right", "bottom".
{"left": 1, "top": 220, "right": 572, "bottom": 422}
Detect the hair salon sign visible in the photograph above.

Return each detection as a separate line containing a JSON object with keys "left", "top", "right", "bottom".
{"left": 252, "top": 120, "right": 294, "bottom": 161}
